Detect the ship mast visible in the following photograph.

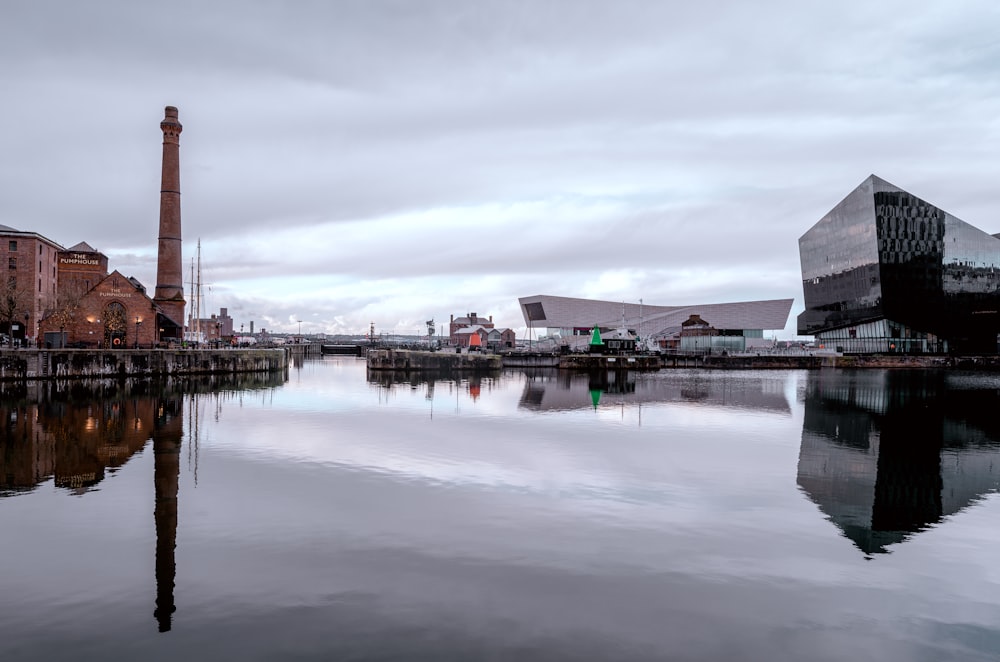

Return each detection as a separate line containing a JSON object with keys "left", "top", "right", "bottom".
{"left": 195, "top": 239, "right": 202, "bottom": 340}
{"left": 188, "top": 239, "right": 203, "bottom": 342}
{"left": 189, "top": 256, "right": 195, "bottom": 340}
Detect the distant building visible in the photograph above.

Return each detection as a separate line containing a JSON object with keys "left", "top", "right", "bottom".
{"left": 485, "top": 327, "right": 516, "bottom": 351}
{"left": 450, "top": 312, "right": 494, "bottom": 338}
{"left": 450, "top": 313, "right": 515, "bottom": 349}
{"left": 519, "top": 295, "right": 792, "bottom": 353}
{"left": 187, "top": 307, "right": 234, "bottom": 344}
{"left": 601, "top": 327, "right": 636, "bottom": 354}
{"left": 452, "top": 324, "right": 516, "bottom": 350}
{"left": 798, "top": 174, "right": 1000, "bottom": 353}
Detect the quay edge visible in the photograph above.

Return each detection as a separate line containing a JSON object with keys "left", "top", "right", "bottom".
{"left": 367, "top": 349, "right": 501, "bottom": 371}
{"left": 364, "top": 349, "right": 1000, "bottom": 372}
{"left": 0, "top": 348, "right": 290, "bottom": 381}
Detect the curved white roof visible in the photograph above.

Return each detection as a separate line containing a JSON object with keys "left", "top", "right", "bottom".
{"left": 519, "top": 294, "right": 793, "bottom": 336}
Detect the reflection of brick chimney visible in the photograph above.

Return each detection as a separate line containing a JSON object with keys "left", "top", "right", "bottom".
{"left": 154, "top": 106, "right": 186, "bottom": 332}
{"left": 153, "top": 397, "right": 182, "bottom": 632}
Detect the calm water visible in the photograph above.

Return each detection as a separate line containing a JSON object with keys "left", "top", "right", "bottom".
{"left": 2, "top": 359, "right": 1000, "bottom": 661}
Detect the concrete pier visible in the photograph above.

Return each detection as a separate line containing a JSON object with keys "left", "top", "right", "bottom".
{"left": 0, "top": 348, "right": 289, "bottom": 381}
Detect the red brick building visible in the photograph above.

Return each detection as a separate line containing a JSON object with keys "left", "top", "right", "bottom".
{"left": 450, "top": 313, "right": 516, "bottom": 349}
{"left": 450, "top": 312, "right": 494, "bottom": 339}
{"left": 188, "top": 307, "right": 234, "bottom": 345}
{"left": 0, "top": 224, "right": 62, "bottom": 344}
{"left": 38, "top": 270, "right": 167, "bottom": 348}
{"left": 57, "top": 242, "right": 109, "bottom": 298}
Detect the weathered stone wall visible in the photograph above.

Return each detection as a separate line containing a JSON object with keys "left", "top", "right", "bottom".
{"left": 499, "top": 354, "right": 561, "bottom": 368}
{"left": 367, "top": 349, "right": 501, "bottom": 371}
{"left": 700, "top": 354, "right": 826, "bottom": 369}
{"left": 556, "top": 355, "right": 661, "bottom": 371}
{"left": 0, "top": 348, "right": 289, "bottom": 381}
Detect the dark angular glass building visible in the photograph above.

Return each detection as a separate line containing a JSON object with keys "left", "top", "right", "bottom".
{"left": 798, "top": 175, "right": 1000, "bottom": 353}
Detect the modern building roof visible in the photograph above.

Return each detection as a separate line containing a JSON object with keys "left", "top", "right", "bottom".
{"left": 518, "top": 294, "right": 793, "bottom": 337}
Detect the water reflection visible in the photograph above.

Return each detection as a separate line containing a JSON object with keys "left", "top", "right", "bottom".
{"left": 517, "top": 369, "right": 791, "bottom": 413}
{"left": 153, "top": 394, "right": 181, "bottom": 632}
{"left": 367, "top": 369, "right": 501, "bottom": 402}
{"left": 0, "top": 373, "right": 285, "bottom": 632}
{"left": 366, "top": 367, "right": 794, "bottom": 415}
{"left": 798, "top": 370, "right": 1000, "bottom": 555}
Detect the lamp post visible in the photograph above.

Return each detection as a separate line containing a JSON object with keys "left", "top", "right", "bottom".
{"left": 135, "top": 317, "right": 142, "bottom": 349}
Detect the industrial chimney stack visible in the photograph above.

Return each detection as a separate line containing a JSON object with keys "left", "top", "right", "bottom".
{"left": 154, "top": 106, "right": 186, "bottom": 334}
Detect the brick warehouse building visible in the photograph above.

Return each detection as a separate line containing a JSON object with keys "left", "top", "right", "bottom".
{"left": 0, "top": 224, "right": 62, "bottom": 344}
{"left": 450, "top": 312, "right": 495, "bottom": 339}
{"left": 37, "top": 270, "right": 164, "bottom": 349}
{"left": 37, "top": 240, "right": 174, "bottom": 349}
{"left": 57, "top": 242, "right": 109, "bottom": 298}
{"left": 449, "top": 312, "right": 516, "bottom": 349}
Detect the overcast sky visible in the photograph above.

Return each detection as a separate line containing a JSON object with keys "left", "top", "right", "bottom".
{"left": 2, "top": 1, "right": 998, "bottom": 337}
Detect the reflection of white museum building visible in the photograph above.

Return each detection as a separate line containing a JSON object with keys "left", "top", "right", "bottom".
{"left": 518, "top": 294, "right": 793, "bottom": 352}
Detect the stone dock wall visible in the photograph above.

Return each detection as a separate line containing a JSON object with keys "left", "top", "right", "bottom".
{"left": 367, "top": 349, "right": 502, "bottom": 371}
{"left": 366, "top": 349, "right": 1000, "bottom": 373}
{"left": 0, "top": 348, "right": 289, "bottom": 381}
{"left": 557, "top": 354, "right": 662, "bottom": 371}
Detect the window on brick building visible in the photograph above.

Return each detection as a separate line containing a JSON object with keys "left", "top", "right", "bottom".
{"left": 8, "top": 257, "right": 15, "bottom": 270}
{"left": 9, "top": 241, "right": 16, "bottom": 251}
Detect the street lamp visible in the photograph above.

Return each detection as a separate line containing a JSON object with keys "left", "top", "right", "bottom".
{"left": 135, "top": 317, "right": 142, "bottom": 349}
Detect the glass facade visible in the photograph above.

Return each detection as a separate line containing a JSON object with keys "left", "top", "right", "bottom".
{"left": 799, "top": 175, "right": 1000, "bottom": 353}
{"left": 679, "top": 335, "right": 745, "bottom": 353}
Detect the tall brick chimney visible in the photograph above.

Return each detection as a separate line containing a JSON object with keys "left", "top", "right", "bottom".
{"left": 154, "top": 106, "right": 186, "bottom": 333}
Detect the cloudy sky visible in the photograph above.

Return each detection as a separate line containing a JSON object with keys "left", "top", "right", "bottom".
{"left": 2, "top": 1, "right": 998, "bottom": 337}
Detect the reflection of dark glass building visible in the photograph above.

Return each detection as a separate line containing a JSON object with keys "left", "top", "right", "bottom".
{"left": 798, "top": 175, "right": 1000, "bottom": 353}
{"left": 797, "top": 370, "right": 1000, "bottom": 555}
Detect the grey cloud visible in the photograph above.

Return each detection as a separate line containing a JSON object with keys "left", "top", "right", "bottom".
{"left": 2, "top": 1, "right": 998, "bottom": 334}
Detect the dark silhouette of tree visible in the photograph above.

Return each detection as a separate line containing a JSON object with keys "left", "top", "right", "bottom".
{"left": 0, "top": 275, "right": 31, "bottom": 340}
